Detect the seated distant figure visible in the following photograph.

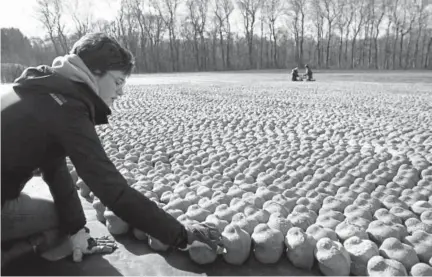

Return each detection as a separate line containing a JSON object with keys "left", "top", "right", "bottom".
{"left": 304, "top": 64, "right": 314, "bottom": 81}
{"left": 291, "top": 67, "right": 300, "bottom": 81}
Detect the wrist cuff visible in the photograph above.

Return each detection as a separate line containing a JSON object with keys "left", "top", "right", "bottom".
{"left": 175, "top": 226, "right": 189, "bottom": 250}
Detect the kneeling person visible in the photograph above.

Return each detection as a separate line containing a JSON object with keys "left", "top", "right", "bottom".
{"left": 1, "top": 32, "right": 222, "bottom": 269}
{"left": 291, "top": 67, "right": 301, "bottom": 81}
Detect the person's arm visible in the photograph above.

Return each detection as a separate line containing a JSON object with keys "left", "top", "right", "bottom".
{"left": 40, "top": 157, "right": 86, "bottom": 235}
{"left": 49, "top": 102, "right": 188, "bottom": 248}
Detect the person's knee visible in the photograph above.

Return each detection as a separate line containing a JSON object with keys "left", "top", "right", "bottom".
{"left": 2, "top": 194, "right": 60, "bottom": 241}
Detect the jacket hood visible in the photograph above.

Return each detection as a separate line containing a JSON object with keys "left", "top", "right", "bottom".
{"left": 51, "top": 54, "right": 100, "bottom": 95}
{"left": 13, "top": 59, "right": 111, "bottom": 125}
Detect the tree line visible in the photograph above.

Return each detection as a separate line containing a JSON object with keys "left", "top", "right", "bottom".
{"left": 2, "top": 0, "right": 432, "bottom": 74}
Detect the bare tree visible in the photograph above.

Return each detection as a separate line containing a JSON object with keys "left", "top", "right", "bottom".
{"left": 123, "top": 0, "right": 140, "bottom": 53}
{"left": 360, "top": 0, "right": 373, "bottom": 67}
{"left": 51, "top": 0, "right": 69, "bottom": 53}
{"left": 236, "top": 0, "right": 263, "bottom": 68}
{"left": 287, "top": 0, "right": 306, "bottom": 67}
{"left": 214, "top": 0, "right": 234, "bottom": 69}
{"left": 206, "top": 17, "right": 219, "bottom": 70}
{"left": 263, "top": 0, "right": 285, "bottom": 67}
{"left": 130, "top": 0, "right": 147, "bottom": 71}
{"left": 22, "top": 0, "right": 432, "bottom": 71}
{"left": 36, "top": 0, "right": 61, "bottom": 55}
{"left": 369, "top": 0, "right": 386, "bottom": 69}
{"left": 412, "top": 2, "right": 429, "bottom": 68}
{"left": 309, "top": 0, "right": 325, "bottom": 67}
{"left": 322, "top": 0, "right": 340, "bottom": 68}
{"left": 259, "top": 10, "right": 265, "bottom": 69}
{"left": 149, "top": 14, "right": 166, "bottom": 72}
{"left": 152, "top": 0, "right": 181, "bottom": 71}
{"left": 388, "top": 0, "right": 401, "bottom": 69}
{"left": 186, "top": 0, "right": 209, "bottom": 70}
{"left": 343, "top": 1, "right": 355, "bottom": 67}
{"left": 382, "top": 0, "right": 394, "bottom": 69}
{"left": 425, "top": 34, "right": 432, "bottom": 69}
{"left": 67, "top": 0, "right": 94, "bottom": 38}
{"left": 114, "top": 2, "right": 128, "bottom": 46}
{"left": 335, "top": 0, "right": 354, "bottom": 68}
{"left": 214, "top": 0, "right": 225, "bottom": 69}
{"left": 398, "top": 2, "right": 416, "bottom": 68}
{"left": 350, "top": 0, "right": 368, "bottom": 68}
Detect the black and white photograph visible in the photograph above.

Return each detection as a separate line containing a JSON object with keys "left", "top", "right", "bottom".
{"left": 1, "top": 0, "right": 432, "bottom": 275}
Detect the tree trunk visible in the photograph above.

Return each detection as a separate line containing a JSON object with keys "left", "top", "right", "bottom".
{"left": 392, "top": 26, "right": 399, "bottom": 69}
{"left": 424, "top": 37, "right": 432, "bottom": 69}
{"left": 265, "top": 37, "right": 270, "bottom": 68}
{"left": 248, "top": 19, "right": 254, "bottom": 69}
{"left": 155, "top": 30, "right": 161, "bottom": 72}
{"left": 248, "top": 40, "right": 253, "bottom": 68}
{"left": 175, "top": 35, "right": 180, "bottom": 71}
{"left": 404, "top": 33, "right": 413, "bottom": 69}
{"left": 326, "top": 27, "right": 331, "bottom": 68}
{"left": 309, "top": 41, "right": 314, "bottom": 65}
{"left": 351, "top": 39, "right": 356, "bottom": 68}
{"left": 338, "top": 27, "right": 343, "bottom": 67}
{"left": 420, "top": 32, "right": 427, "bottom": 67}
{"left": 316, "top": 24, "right": 322, "bottom": 67}
{"left": 299, "top": 12, "right": 305, "bottom": 67}
{"left": 138, "top": 20, "right": 147, "bottom": 72}
{"left": 344, "top": 30, "right": 350, "bottom": 68}
{"left": 384, "top": 21, "right": 391, "bottom": 69}
{"left": 193, "top": 35, "right": 200, "bottom": 70}
{"left": 168, "top": 27, "right": 175, "bottom": 71}
{"left": 212, "top": 32, "right": 217, "bottom": 70}
{"left": 49, "top": 33, "right": 60, "bottom": 56}
{"left": 413, "top": 27, "right": 422, "bottom": 68}
{"left": 149, "top": 39, "right": 155, "bottom": 72}
{"left": 374, "top": 35, "right": 380, "bottom": 69}
{"left": 373, "top": 26, "right": 381, "bottom": 69}
{"left": 201, "top": 34, "right": 206, "bottom": 71}
{"left": 219, "top": 27, "right": 225, "bottom": 69}
{"left": 368, "top": 21, "right": 374, "bottom": 68}
{"left": 399, "top": 32, "right": 405, "bottom": 69}
{"left": 271, "top": 22, "right": 278, "bottom": 67}
{"left": 236, "top": 37, "right": 241, "bottom": 68}
{"left": 360, "top": 22, "right": 369, "bottom": 67}
{"left": 294, "top": 18, "right": 299, "bottom": 67}
{"left": 226, "top": 29, "right": 231, "bottom": 69}
{"left": 268, "top": 24, "right": 273, "bottom": 67}
{"left": 259, "top": 19, "right": 264, "bottom": 69}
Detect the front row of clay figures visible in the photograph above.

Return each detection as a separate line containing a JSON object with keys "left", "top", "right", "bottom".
{"left": 291, "top": 64, "right": 315, "bottom": 81}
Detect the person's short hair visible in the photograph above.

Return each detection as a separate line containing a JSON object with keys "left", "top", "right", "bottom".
{"left": 70, "top": 33, "right": 134, "bottom": 76}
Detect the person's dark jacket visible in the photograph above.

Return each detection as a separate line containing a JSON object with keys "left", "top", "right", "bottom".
{"left": 291, "top": 69, "right": 299, "bottom": 81}
{"left": 305, "top": 67, "right": 313, "bottom": 80}
{"left": 1, "top": 66, "right": 188, "bottom": 248}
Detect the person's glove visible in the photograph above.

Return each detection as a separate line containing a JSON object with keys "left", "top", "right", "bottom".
{"left": 70, "top": 227, "right": 117, "bottom": 262}
{"left": 183, "top": 222, "right": 225, "bottom": 253}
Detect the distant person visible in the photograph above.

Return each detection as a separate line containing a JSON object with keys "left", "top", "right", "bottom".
{"left": 291, "top": 67, "right": 301, "bottom": 81}
{"left": 304, "top": 64, "right": 314, "bottom": 81}
{"left": 1, "top": 32, "right": 222, "bottom": 269}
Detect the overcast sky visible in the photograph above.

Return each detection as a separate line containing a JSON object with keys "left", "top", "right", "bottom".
{"left": 1, "top": 0, "right": 431, "bottom": 40}
{"left": 0, "top": 0, "right": 120, "bottom": 38}
{"left": 0, "top": 0, "right": 248, "bottom": 40}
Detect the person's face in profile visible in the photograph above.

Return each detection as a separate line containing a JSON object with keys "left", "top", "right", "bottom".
{"left": 96, "top": 70, "right": 126, "bottom": 107}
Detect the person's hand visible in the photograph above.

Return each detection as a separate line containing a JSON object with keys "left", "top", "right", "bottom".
{"left": 2, "top": 230, "right": 64, "bottom": 269}
{"left": 28, "top": 229, "right": 66, "bottom": 254}
{"left": 1, "top": 249, "right": 12, "bottom": 269}
{"left": 184, "top": 222, "right": 224, "bottom": 253}
{"left": 70, "top": 227, "right": 117, "bottom": 262}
